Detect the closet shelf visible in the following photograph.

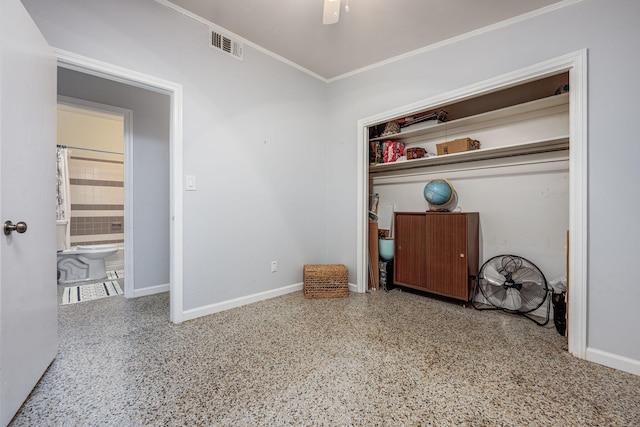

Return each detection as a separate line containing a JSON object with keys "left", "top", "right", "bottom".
{"left": 369, "top": 92, "right": 569, "bottom": 143}
{"left": 368, "top": 136, "right": 569, "bottom": 174}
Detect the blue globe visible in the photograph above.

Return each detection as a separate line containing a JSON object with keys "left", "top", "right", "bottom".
{"left": 424, "top": 179, "right": 456, "bottom": 209}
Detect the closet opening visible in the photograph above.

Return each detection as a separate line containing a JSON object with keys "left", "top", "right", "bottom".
{"left": 355, "top": 51, "right": 588, "bottom": 359}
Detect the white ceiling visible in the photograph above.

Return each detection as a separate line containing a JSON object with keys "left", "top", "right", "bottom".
{"left": 165, "top": 0, "right": 567, "bottom": 80}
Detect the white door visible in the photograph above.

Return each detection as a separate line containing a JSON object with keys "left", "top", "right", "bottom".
{"left": 0, "top": 0, "right": 58, "bottom": 425}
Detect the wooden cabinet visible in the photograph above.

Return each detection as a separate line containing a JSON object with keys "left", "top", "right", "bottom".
{"left": 394, "top": 213, "right": 427, "bottom": 288}
{"left": 394, "top": 212, "right": 479, "bottom": 302}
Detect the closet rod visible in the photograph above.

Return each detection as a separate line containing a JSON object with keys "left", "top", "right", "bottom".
{"left": 57, "top": 144, "right": 123, "bottom": 155}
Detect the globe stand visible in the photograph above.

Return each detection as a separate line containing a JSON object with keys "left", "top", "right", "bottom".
{"left": 425, "top": 187, "right": 458, "bottom": 212}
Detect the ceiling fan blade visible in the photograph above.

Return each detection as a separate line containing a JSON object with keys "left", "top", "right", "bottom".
{"left": 323, "top": 0, "right": 341, "bottom": 25}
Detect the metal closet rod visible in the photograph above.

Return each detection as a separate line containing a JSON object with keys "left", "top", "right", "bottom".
{"left": 57, "top": 144, "right": 123, "bottom": 155}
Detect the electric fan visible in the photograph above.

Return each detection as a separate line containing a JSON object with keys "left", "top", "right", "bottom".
{"left": 472, "top": 254, "right": 551, "bottom": 326}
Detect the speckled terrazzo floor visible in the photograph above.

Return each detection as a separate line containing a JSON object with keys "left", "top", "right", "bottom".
{"left": 10, "top": 287, "right": 640, "bottom": 426}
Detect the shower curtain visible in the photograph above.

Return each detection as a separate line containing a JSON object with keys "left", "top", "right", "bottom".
{"left": 56, "top": 147, "right": 71, "bottom": 248}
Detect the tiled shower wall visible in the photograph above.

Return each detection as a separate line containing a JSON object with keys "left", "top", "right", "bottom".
{"left": 69, "top": 152, "right": 124, "bottom": 246}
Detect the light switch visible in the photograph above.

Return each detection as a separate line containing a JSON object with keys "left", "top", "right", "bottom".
{"left": 185, "top": 175, "right": 196, "bottom": 191}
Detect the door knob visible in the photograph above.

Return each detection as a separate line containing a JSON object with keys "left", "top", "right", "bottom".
{"left": 3, "top": 220, "right": 28, "bottom": 236}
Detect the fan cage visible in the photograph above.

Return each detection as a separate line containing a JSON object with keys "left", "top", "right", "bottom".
{"left": 473, "top": 254, "right": 551, "bottom": 326}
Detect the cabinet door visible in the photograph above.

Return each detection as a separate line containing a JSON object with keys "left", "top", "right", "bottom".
{"left": 425, "top": 214, "right": 469, "bottom": 300}
{"left": 394, "top": 213, "right": 427, "bottom": 288}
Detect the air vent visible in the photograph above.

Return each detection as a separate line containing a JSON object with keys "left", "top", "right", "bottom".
{"left": 210, "top": 30, "right": 243, "bottom": 60}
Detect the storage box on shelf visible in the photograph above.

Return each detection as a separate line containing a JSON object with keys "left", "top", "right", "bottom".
{"left": 436, "top": 138, "right": 480, "bottom": 155}
{"left": 406, "top": 147, "right": 426, "bottom": 159}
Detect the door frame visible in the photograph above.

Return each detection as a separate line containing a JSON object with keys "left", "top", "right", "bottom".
{"left": 55, "top": 49, "right": 185, "bottom": 323}
{"left": 356, "top": 50, "right": 588, "bottom": 359}
{"left": 56, "top": 96, "right": 134, "bottom": 297}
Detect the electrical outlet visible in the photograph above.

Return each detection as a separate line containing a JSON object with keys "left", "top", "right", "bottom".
{"left": 271, "top": 261, "right": 278, "bottom": 273}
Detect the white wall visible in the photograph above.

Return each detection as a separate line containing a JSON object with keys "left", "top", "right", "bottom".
{"left": 57, "top": 106, "right": 124, "bottom": 152}
{"left": 22, "top": 0, "right": 329, "bottom": 311}
{"left": 326, "top": 0, "right": 640, "bottom": 368}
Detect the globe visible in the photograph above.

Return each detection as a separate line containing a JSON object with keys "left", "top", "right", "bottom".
{"left": 423, "top": 179, "right": 457, "bottom": 211}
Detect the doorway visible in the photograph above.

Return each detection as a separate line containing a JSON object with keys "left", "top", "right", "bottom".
{"left": 56, "top": 99, "right": 131, "bottom": 297}
{"left": 56, "top": 52, "right": 185, "bottom": 323}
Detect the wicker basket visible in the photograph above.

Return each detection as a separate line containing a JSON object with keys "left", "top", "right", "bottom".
{"left": 303, "top": 264, "right": 348, "bottom": 298}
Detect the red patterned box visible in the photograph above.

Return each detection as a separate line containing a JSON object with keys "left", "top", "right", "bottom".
{"left": 383, "top": 141, "right": 404, "bottom": 163}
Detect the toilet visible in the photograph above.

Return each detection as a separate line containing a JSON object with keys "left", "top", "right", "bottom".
{"left": 56, "top": 221, "right": 118, "bottom": 284}
{"left": 57, "top": 245, "right": 118, "bottom": 284}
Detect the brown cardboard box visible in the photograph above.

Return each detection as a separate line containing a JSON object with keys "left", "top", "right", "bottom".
{"left": 436, "top": 138, "right": 480, "bottom": 155}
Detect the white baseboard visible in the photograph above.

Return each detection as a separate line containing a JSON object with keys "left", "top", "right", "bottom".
{"left": 182, "top": 282, "right": 303, "bottom": 322}
{"left": 182, "top": 282, "right": 361, "bottom": 322}
{"left": 586, "top": 347, "right": 640, "bottom": 376}
{"left": 132, "top": 283, "right": 170, "bottom": 298}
